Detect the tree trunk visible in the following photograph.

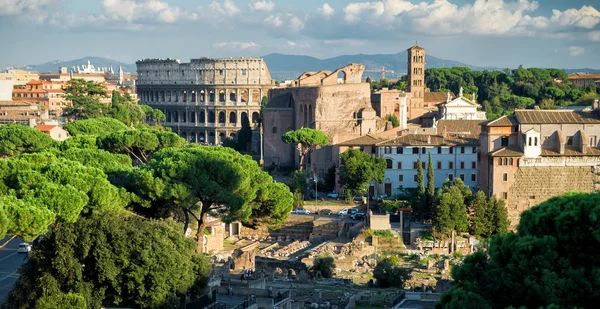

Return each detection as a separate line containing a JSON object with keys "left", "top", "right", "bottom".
{"left": 195, "top": 211, "right": 208, "bottom": 254}
{"left": 182, "top": 206, "right": 190, "bottom": 235}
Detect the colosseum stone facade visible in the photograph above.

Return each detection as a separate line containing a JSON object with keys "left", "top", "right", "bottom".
{"left": 136, "top": 57, "right": 274, "bottom": 144}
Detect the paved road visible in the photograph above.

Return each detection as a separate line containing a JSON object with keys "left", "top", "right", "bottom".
{"left": 0, "top": 237, "right": 26, "bottom": 305}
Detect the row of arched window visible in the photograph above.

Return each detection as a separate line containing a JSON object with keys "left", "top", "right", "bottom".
{"left": 164, "top": 110, "right": 259, "bottom": 124}
{"left": 139, "top": 89, "right": 254, "bottom": 104}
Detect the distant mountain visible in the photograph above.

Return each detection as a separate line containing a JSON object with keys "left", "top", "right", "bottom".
{"left": 11, "top": 54, "right": 599, "bottom": 82}
{"left": 261, "top": 51, "right": 495, "bottom": 81}
{"left": 18, "top": 57, "right": 137, "bottom": 75}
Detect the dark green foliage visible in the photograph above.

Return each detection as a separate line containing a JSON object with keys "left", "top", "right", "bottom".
{"left": 281, "top": 128, "right": 329, "bottom": 171}
{"left": 54, "top": 135, "right": 99, "bottom": 151}
{"left": 425, "top": 153, "right": 435, "bottom": 218}
{"left": 64, "top": 117, "right": 129, "bottom": 137}
{"left": 384, "top": 114, "right": 399, "bottom": 127}
{"left": 97, "top": 128, "right": 186, "bottom": 164}
{"left": 311, "top": 255, "right": 336, "bottom": 278}
{"left": 106, "top": 91, "right": 145, "bottom": 126}
{"left": 237, "top": 113, "right": 252, "bottom": 151}
{"left": 414, "top": 159, "right": 425, "bottom": 214}
{"left": 140, "top": 104, "right": 166, "bottom": 124}
{"left": 323, "top": 165, "right": 337, "bottom": 192}
{"left": 437, "top": 192, "right": 600, "bottom": 309}
{"left": 62, "top": 79, "right": 108, "bottom": 119}
{"left": 3, "top": 211, "right": 211, "bottom": 309}
{"left": 425, "top": 67, "right": 599, "bottom": 119}
{"left": 0, "top": 125, "right": 54, "bottom": 157}
{"left": 373, "top": 258, "right": 410, "bottom": 288}
{"left": 290, "top": 170, "right": 309, "bottom": 194}
{"left": 338, "top": 148, "right": 386, "bottom": 196}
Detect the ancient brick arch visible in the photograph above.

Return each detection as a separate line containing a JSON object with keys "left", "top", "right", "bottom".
{"left": 321, "top": 63, "right": 365, "bottom": 86}
{"left": 255, "top": 257, "right": 311, "bottom": 282}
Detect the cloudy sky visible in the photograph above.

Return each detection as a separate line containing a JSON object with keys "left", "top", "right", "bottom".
{"left": 1, "top": 0, "right": 599, "bottom": 69}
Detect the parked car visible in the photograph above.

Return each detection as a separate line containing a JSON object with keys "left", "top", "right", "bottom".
{"left": 337, "top": 208, "right": 349, "bottom": 215}
{"left": 351, "top": 213, "right": 366, "bottom": 220}
{"left": 319, "top": 209, "right": 332, "bottom": 215}
{"left": 371, "top": 194, "right": 388, "bottom": 201}
{"left": 353, "top": 195, "right": 364, "bottom": 201}
{"left": 339, "top": 208, "right": 358, "bottom": 215}
{"left": 295, "top": 208, "right": 311, "bottom": 215}
{"left": 17, "top": 243, "right": 32, "bottom": 253}
{"left": 326, "top": 192, "right": 339, "bottom": 199}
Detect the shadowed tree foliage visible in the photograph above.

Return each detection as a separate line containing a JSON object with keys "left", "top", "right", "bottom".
{"left": 426, "top": 153, "right": 435, "bottom": 219}
{"left": 384, "top": 114, "right": 400, "bottom": 127}
{"left": 140, "top": 104, "right": 166, "bottom": 125}
{"left": 373, "top": 257, "right": 410, "bottom": 288}
{"left": 415, "top": 158, "right": 425, "bottom": 213}
{"left": 107, "top": 91, "right": 145, "bottom": 126}
{"left": 125, "top": 145, "right": 293, "bottom": 252}
{"left": 281, "top": 128, "right": 329, "bottom": 171}
{"left": 311, "top": 254, "right": 336, "bottom": 278}
{"left": 437, "top": 192, "right": 600, "bottom": 309}
{"left": 0, "top": 125, "right": 54, "bottom": 157}
{"left": 338, "top": 148, "right": 386, "bottom": 196}
{"left": 64, "top": 117, "right": 129, "bottom": 137}
{"left": 3, "top": 211, "right": 211, "bottom": 309}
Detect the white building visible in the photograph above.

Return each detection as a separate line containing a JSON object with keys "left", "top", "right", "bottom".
{"left": 438, "top": 87, "right": 486, "bottom": 121}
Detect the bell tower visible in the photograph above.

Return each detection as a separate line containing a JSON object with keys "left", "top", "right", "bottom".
{"left": 407, "top": 45, "right": 425, "bottom": 119}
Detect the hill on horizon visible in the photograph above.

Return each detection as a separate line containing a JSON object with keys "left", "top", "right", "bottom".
{"left": 10, "top": 54, "right": 600, "bottom": 82}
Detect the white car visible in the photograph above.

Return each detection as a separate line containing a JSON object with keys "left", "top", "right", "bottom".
{"left": 295, "top": 208, "right": 311, "bottom": 215}
{"left": 326, "top": 192, "right": 339, "bottom": 199}
{"left": 337, "top": 208, "right": 349, "bottom": 215}
{"left": 17, "top": 243, "right": 32, "bottom": 253}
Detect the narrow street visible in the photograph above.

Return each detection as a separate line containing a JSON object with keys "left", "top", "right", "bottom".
{"left": 0, "top": 237, "right": 26, "bottom": 305}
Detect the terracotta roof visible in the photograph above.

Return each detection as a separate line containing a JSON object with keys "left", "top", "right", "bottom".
{"left": 265, "top": 93, "right": 294, "bottom": 109}
{"left": 376, "top": 134, "right": 479, "bottom": 146}
{"left": 542, "top": 146, "right": 600, "bottom": 156}
{"left": 26, "top": 80, "right": 42, "bottom": 85}
{"left": 46, "top": 89, "right": 64, "bottom": 93}
{"left": 436, "top": 120, "right": 483, "bottom": 137}
{"left": 36, "top": 125, "right": 57, "bottom": 132}
{"left": 485, "top": 115, "right": 518, "bottom": 127}
{"left": 568, "top": 73, "right": 600, "bottom": 80}
{"left": 515, "top": 110, "right": 600, "bottom": 124}
{"left": 490, "top": 147, "right": 524, "bottom": 157}
{"left": 12, "top": 89, "right": 47, "bottom": 93}
{"left": 0, "top": 100, "right": 38, "bottom": 106}
{"left": 339, "top": 134, "right": 386, "bottom": 146}
{"left": 424, "top": 92, "right": 453, "bottom": 103}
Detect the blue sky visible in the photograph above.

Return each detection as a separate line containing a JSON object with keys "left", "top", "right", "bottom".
{"left": 1, "top": 0, "right": 599, "bottom": 70}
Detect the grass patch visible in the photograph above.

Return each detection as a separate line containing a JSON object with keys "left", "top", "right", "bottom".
{"left": 362, "top": 229, "right": 395, "bottom": 238}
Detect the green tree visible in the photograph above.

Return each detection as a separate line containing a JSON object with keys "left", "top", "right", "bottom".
{"left": 434, "top": 181, "right": 468, "bottom": 235}
{"left": 311, "top": 254, "right": 336, "bottom": 278}
{"left": 487, "top": 195, "right": 509, "bottom": 235}
{"left": 106, "top": 91, "right": 145, "bottom": 126}
{"left": 0, "top": 125, "right": 54, "bottom": 157}
{"left": 290, "top": 170, "right": 309, "bottom": 194}
{"left": 62, "top": 79, "right": 108, "bottom": 119}
{"left": 437, "top": 192, "right": 600, "bottom": 309}
{"left": 338, "top": 148, "right": 386, "bottom": 196}
{"left": 323, "top": 165, "right": 337, "bottom": 192}
{"left": 415, "top": 159, "right": 425, "bottom": 214}
{"left": 281, "top": 128, "right": 330, "bottom": 171}
{"left": 4, "top": 211, "right": 210, "bottom": 309}
{"left": 469, "top": 191, "right": 490, "bottom": 237}
{"left": 140, "top": 104, "right": 166, "bottom": 124}
{"left": 127, "top": 146, "right": 292, "bottom": 252}
{"left": 384, "top": 114, "right": 400, "bottom": 127}
{"left": 426, "top": 153, "right": 435, "bottom": 219}
{"left": 237, "top": 113, "right": 252, "bottom": 151}
{"left": 97, "top": 128, "right": 186, "bottom": 164}
{"left": 373, "top": 258, "right": 410, "bottom": 288}
{"left": 63, "top": 117, "right": 129, "bottom": 137}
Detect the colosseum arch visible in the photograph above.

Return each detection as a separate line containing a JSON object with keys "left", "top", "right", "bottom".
{"left": 251, "top": 112, "right": 260, "bottom": 124}
{"left": 229, "top": 112, "right": 236, "bottom": 124}
{"left": 199, "top": 111, "right": 206, "bottom": 123}
{"left": 218, "top": 111, "right": 226, "bottom": 124}
{"left": 208, "top": 111, "right": 215, "bottom": 123}
{"left": 308, "top": 104, "right": 313, "bottom": 127}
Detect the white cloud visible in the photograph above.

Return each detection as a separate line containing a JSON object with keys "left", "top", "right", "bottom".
{"left": 317, "top": 3, "right": 335, "bottom": 18}
{"left": 209, "top": 0, "right": 240, "bottom": 16}
{"left": 568, "top": 46, "right": 585, "bottom": 56}
{"left": 287, "top": 41, "right": 311, "bottom": 48}
{"left": 102, "top": 0, "right": 197, "bottom": 23}
{"left": 264, "top": 15, "right": 282, "bottom": 27}
{"left": 344, "top": 2, "right": 385, "bottom": 23}
{"left": 548, "top": 6, "right": 600, "bottom": 29}
{"left": 213, "top": 41, "right": 260, "bottom": 50}
{"left": 0, "top": 0, "right": 58, "bottom": 16}
{"left": 288, "top": 14, "right": 305, "bottom": 31}
{"left": 250, "top": 1, "right": 275, "bottom": 12}
{"left": 590, "top": 30, "right": 600, "bottom": 41}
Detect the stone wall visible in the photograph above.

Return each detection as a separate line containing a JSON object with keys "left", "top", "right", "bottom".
{"left": 507, "top": 166, "right": 596, "bottom": 227}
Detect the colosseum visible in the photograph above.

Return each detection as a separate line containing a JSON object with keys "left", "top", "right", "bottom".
{"left": 136, "top": 57, "right": 275, "bottom": 144}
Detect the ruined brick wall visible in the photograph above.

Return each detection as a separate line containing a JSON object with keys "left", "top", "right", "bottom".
{"left": 204, "top": 223, "right": 225, "bottom": 254}
{"left": 507, "top": 166, "right": 595, "bottom": 227}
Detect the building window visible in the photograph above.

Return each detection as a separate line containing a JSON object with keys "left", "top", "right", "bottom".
{"left": 399, "top": 174, "right": 404, "bottom": 182}
{"left": 509, "top": 158, "right": 514, "bottom": 165}
{"left": 471, "top": 174, "right": 476, "bottom": 182}
{"left": 567, "top": 136, "right": 573, "bottom": 146}
{"left": 534, "top": 137, "right": 538, "bottom": 146}
{"left": 422, "top": 147, "right": 426, "bottom": 154}
{"left": 449, "top": 147, "right": 454, "bottom": 154}
{"left": 501, "top": 136, "right": 509, "bottom": 147}
{"left": 528, "top": 137, "right": 532, "bottom": 146}
{"left": 460, "top": 174, "right": 465, "bottom": 181}
{"left": 498, "top": 158, "right": 503, "bottom": 165}
{"left": 413, "top": 162, "right": 418, "bottom": 169}
{"left": 413, "top": 147, "right": 419, "bottom": 154}
{"left": 371, "top": 147, "right": 377, "bottom": 154}
{"left": 449, "top": 162, "right": 454, "bottom": 169}
{"left": 504, "top": 158, "right": 508, "bottom": 165}
{"left": 386, "top": 159, "right": 393, "bottom": 169}
{"left": 397, "top": 147, "right": 403, "bottom": 154}
{"left": 437, "top": 162, "right": 442, "bottom": 169}
{"left": 472, "top": 161, "right": 476, "bottom": 169}
{"left": 460, "top": 146, "right": 465, "bottom": 154}
{"left": 437, "top": 147, "right": 442, "bottom": 154}
{"left": 385, "top": 147, "right": 392, "bottom": 154}
{"left": 272, "top": 127, "right": 277, "bottom": 134}
{"left": 219, "top": 70, "right": 224, "bottom": 76}
{"left": 242, "top": 69, "right": 247, "bottom": 75}
{"left": 529, "top": 195, "right": 536, "bottom": 199}
{"left": 460, "top": 162, "right": 465, "bottom": 169}
{"left": 448, "top": 174, "right": 454, "bottom": 181}
{"left": 414, "top": 174, "right": 418, "bottom": 181}
{"left": 503, "top": 173, "right": 508, "bottom": 181}
{"left": 590, "top": 136, "right": 597, "bottom": 147}
{"left": 472, "top": 146, "right": 477, "bottom": 153}
{"left": 502, "top": 192, "right": 508, "bottom": 199}
{"left": 397, "top": 162, "right": 402, "bottom": 169}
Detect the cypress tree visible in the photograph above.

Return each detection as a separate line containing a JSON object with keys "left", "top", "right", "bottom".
{"left": 416, "top": 158, "right": 425, "bottom": 215}
{"left": 426, "top": 152, "right": 435, "bottom": 219}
